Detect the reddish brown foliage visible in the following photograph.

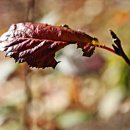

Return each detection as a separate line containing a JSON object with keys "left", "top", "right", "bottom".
{"left": 0, "top": 22, "right": 96, "bottom": 68}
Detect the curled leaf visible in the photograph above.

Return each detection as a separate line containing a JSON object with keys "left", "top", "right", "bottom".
{"left": 0, "top": 22, "right": 95, "bottom": 69}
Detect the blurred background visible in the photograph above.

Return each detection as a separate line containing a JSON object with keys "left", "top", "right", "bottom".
{"left": 0, "top": 0, "right": 130, "bottom": 130}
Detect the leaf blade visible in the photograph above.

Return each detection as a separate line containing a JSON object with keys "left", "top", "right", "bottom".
{"left": 0, "top": 22, "right": 95, "bottom": 69}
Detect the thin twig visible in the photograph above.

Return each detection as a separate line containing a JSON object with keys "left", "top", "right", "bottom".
{"left": 26, "top": 0, "right": 35, "bottom": 22}
{"left": 23, "top": 65, "right": 32, "bottom": 130}
{"left": 23, "top": 0, "right": 35, "bottom": 130}
{"left": 110, "top": 30, "right": 130, "bottom": 66}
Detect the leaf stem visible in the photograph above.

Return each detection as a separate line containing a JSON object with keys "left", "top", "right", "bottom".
{"left": 91, "top": 31, "right": 130, "bottom": 67}
{"left": 94, "top": 44, "right": 116, "bottom": 54}
{"left": 93, "top": 43, "right": 130, "bottom": 66}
